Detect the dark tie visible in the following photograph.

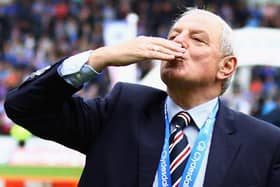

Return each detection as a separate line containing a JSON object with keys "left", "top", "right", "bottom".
{"left": 169, "top": 111, "right": 192, "bottom": 187}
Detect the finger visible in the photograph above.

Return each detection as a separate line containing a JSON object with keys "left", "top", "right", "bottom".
{"left": 150, "top": 45, "right": 184, "bottom": 58}
{"left": 150, "top": 50, "right": 176, "bottom": 61}
{"left": 150, "top": 37, "right": 185, "bottom": 53}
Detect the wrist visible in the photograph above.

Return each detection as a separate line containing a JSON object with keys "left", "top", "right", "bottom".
{"left": 88, "top": 47, "right": 109, "bottom": 72}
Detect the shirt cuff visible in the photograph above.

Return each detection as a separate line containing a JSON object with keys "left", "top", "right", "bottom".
{"left": 58, "top": 50, "right": 100, "bottom": 88}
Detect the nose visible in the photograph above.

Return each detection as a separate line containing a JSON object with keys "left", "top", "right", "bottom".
{"left": 173, "top": 32, "right": 187, "bottom": 48}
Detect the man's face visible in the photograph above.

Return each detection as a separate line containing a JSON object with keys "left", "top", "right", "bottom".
{"left": 160, "top": 12, "right": 224, "bottom": 89}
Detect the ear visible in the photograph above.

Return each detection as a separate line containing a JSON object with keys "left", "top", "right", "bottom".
{"left": 217, "top": 55, "right": 237, "bottom": 80}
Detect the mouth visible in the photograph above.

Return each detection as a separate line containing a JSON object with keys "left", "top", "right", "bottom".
{"left": 165, "top": 57, "right": 185, "bottom": 67}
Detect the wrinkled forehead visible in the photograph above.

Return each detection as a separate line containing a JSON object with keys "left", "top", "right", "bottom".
{"left": 172, "top": 11, "right": 223, "bottom": 43}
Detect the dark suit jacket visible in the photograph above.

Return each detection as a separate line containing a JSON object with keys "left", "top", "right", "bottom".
{"left": 260, "top": 106, "right": 280, "bottom": 128}
{"left": 4, "top": 61, "right": 280, "bottom": 187}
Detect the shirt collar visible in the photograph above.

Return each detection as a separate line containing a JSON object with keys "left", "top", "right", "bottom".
{"left": 166, "top": 96, "right": 219, "bottom": 130}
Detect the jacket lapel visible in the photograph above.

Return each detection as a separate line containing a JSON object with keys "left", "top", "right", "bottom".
{"left": 203, "top": 102, "right": 242, "bottom": 187}
{"left": 138, "top": 92, "right": 167, "bottom": 187}
{"left": 137, "top": 96, "right": 242, "bottom": 186}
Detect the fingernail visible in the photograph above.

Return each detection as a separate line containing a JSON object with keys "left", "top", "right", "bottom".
{"left": 179, "top": 48, "right": 186, "bottom": 52}
{"left": 174, "top": 42, "right": 182, "bottom": 47}
{"left": 176, "top": 53, "right": 184, "bottom": 57}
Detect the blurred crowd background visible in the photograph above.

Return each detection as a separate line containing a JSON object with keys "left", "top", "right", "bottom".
{"left": 1, "top": 0, "right": 280, "bottom": 135}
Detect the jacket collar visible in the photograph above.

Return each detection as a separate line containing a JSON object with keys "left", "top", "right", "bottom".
{"left": 203, "top": 101, "right": 241, "bottom": 187}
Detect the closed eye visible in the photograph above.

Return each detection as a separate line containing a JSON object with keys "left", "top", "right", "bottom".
{"left": 168, "top": 35, "right": 176, "bottom": 40}
{"left": 192, "top": 37, "right": 203, "bottom": 42}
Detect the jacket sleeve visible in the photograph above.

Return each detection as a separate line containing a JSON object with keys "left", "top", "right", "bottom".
{"left": 4, "top": 60, "right": 121, "bottom": 154}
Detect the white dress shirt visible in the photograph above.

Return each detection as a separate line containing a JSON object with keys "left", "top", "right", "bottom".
{"left": 58, "top": 50, "right": 99, "bottom": 88}
{"left": 153, "top": 97, "right": 218, "bottom": 187}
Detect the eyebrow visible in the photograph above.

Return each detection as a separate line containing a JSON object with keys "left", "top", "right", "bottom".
{"left": 168, "top": 27, "right": 211, "bottom": 43}
{"left": 169, "top": 27, "right": 209, "bottom": 36}
{"left": 189, "top": 30, "right": 208, "bottom": 35}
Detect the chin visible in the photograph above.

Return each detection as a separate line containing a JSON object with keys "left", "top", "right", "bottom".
{"left": 161, "top": 71, "right": 183, "bottom": 87}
